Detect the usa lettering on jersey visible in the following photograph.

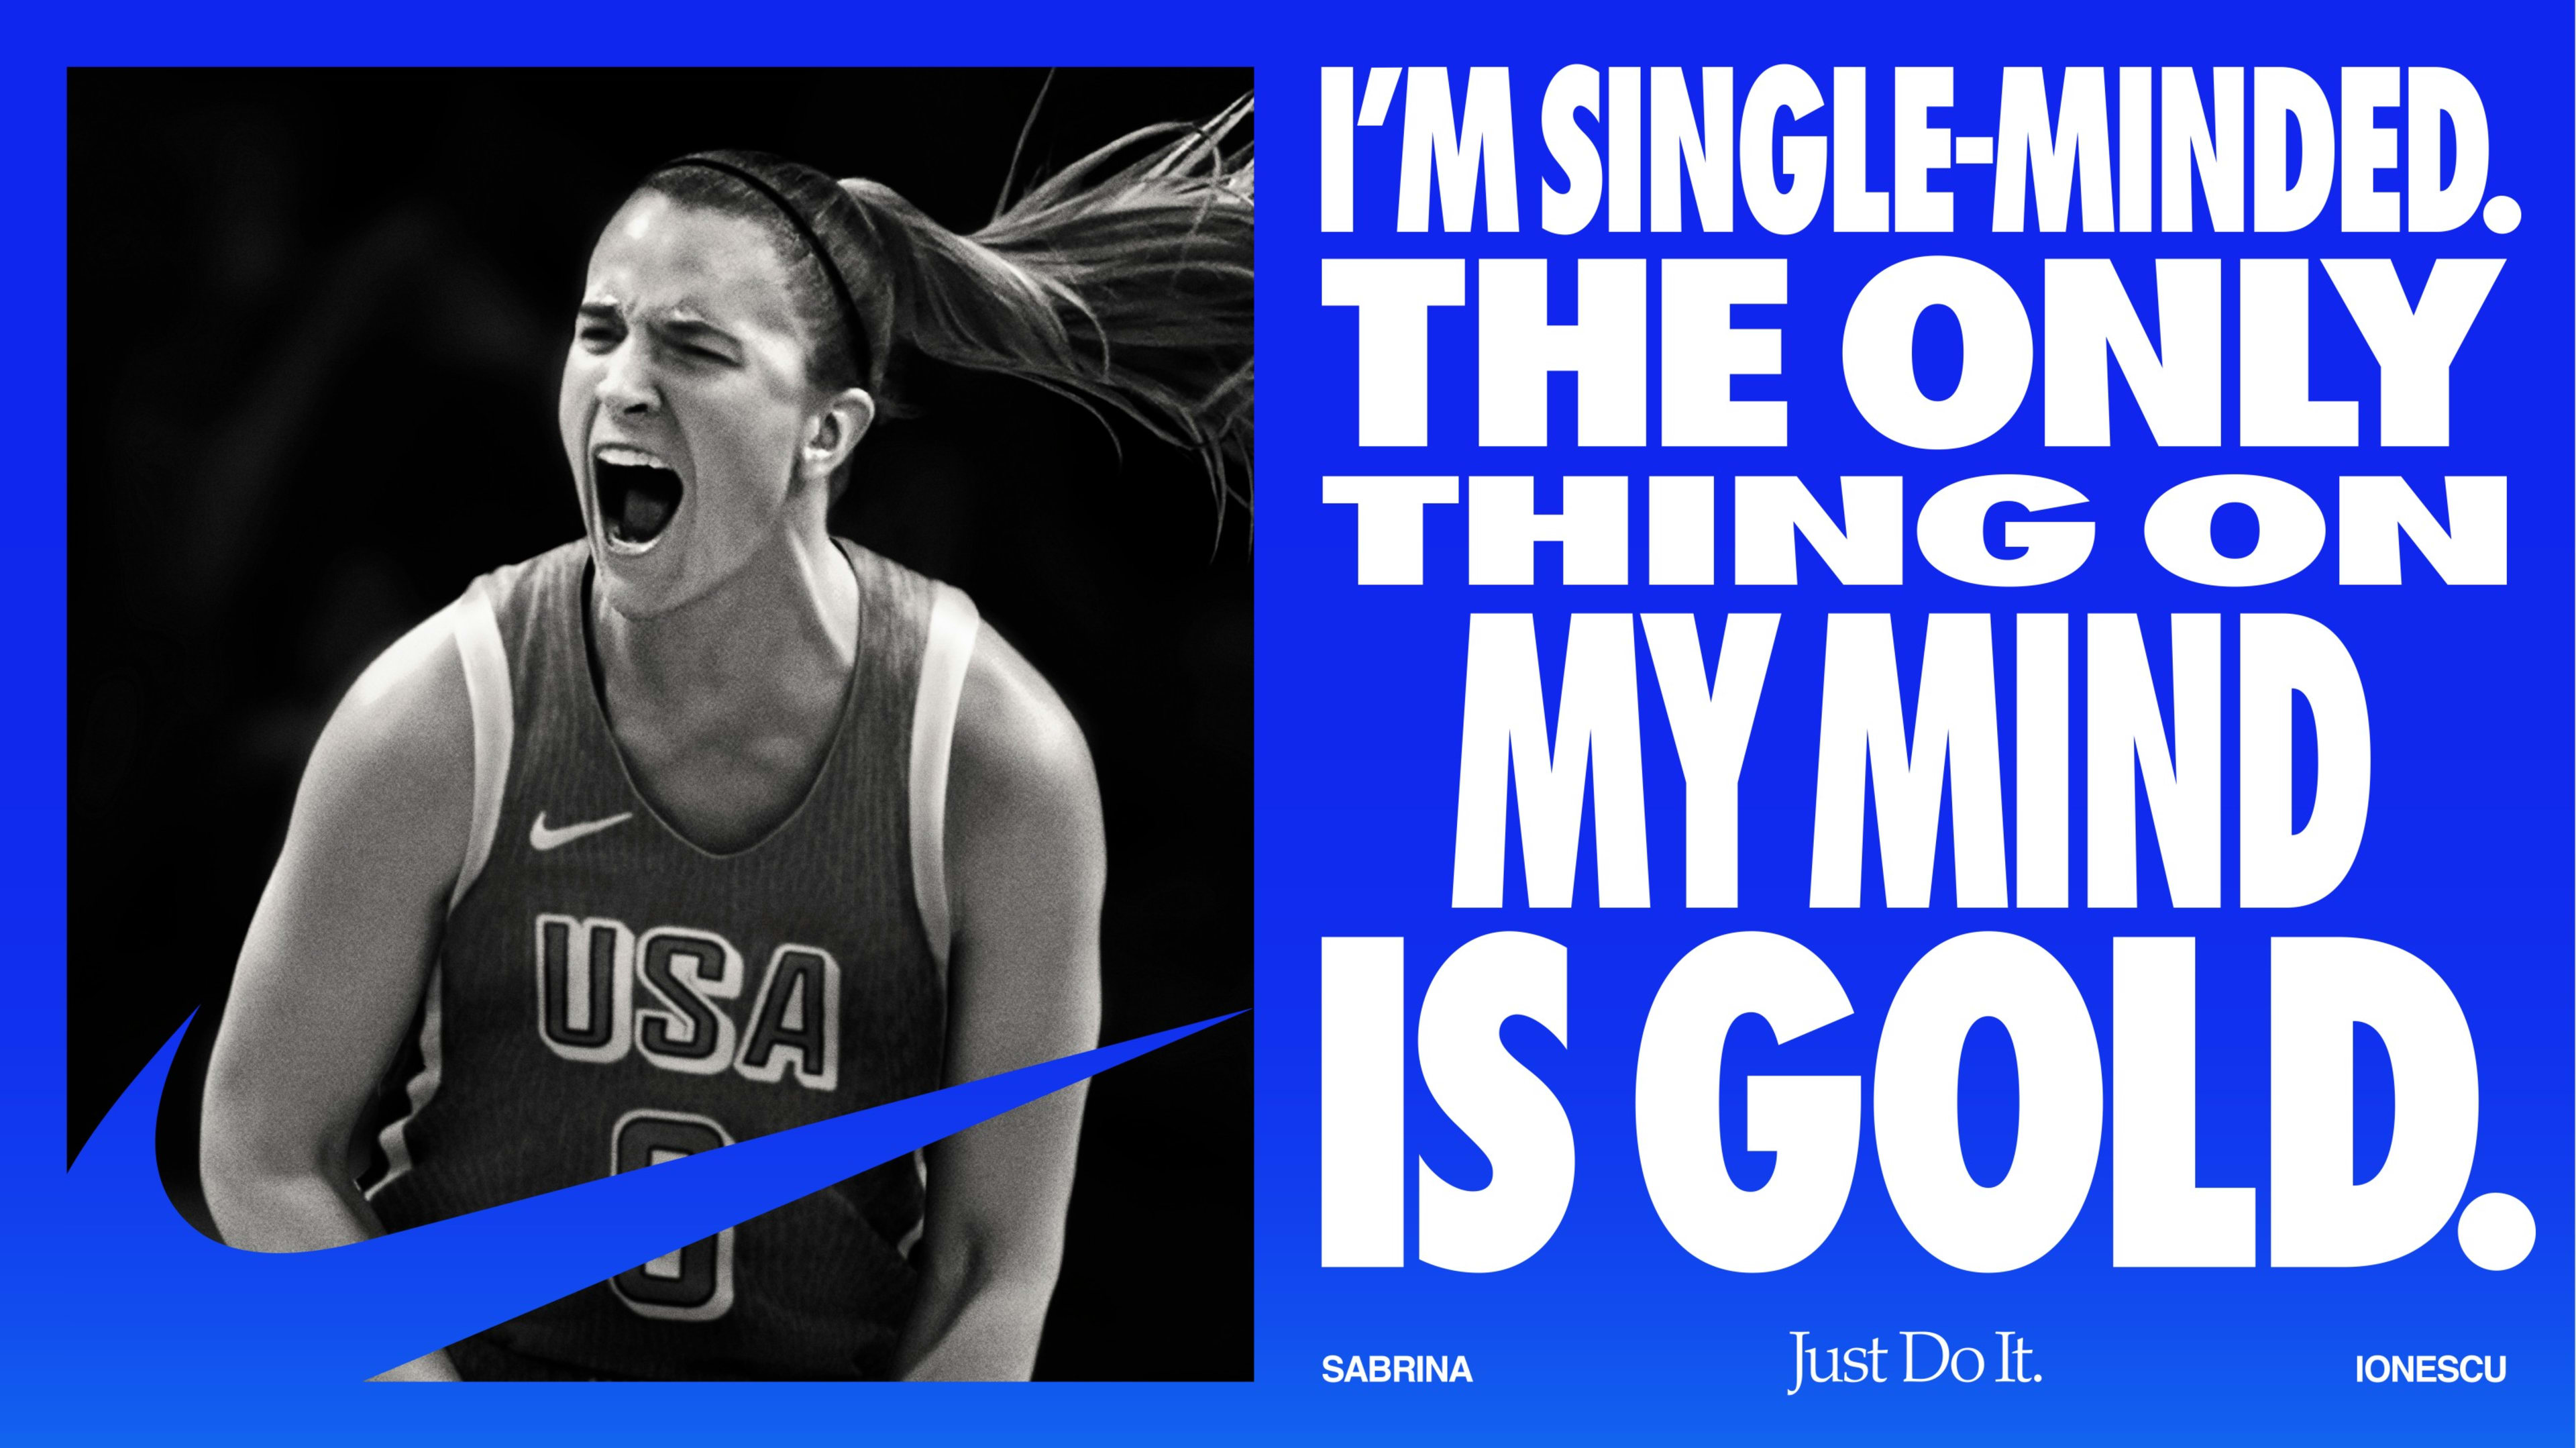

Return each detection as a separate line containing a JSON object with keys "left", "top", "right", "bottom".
{"left": 533, "top": 914, "right": 843, "bottom": 1091}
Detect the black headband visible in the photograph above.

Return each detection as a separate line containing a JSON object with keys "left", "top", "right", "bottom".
{"left": 660, "top": 152, "right": 873, "bottom": 386}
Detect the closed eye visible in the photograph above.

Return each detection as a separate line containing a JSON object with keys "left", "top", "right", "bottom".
{"left": 576, "top": 303, "right": 625, "bottom": 350}
{"left": 659, "top": 323, "right": 740, "bottom": 365}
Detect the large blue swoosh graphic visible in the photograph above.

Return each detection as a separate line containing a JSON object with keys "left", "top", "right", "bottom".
{"left": 54, "top": 1013, "right": 1238, "bottom": 1382}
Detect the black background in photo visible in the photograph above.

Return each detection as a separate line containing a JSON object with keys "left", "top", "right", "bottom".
{"left": 69, "top": 66, "right": 1249, "bottom": 1381}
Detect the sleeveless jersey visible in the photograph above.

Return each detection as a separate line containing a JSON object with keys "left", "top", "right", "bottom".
{"left": 366, "top": 537, "right": 981, "bottom": 1380}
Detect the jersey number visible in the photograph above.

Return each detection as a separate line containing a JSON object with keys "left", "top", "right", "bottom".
{"left": 607, "top": 1110, "right": 737, "bottom": 1322}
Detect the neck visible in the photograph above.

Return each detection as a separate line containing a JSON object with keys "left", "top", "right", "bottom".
{"left": 592, "top": 523, "right": 859, "bottom": 711}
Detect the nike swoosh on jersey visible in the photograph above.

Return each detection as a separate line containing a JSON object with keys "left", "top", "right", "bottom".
{"left": 529, "top": 810, "right": 635, "bottom": 851}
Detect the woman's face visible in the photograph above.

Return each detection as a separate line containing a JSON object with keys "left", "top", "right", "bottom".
{"left": 559, "top": 191, "right": 833, "bottom": 618}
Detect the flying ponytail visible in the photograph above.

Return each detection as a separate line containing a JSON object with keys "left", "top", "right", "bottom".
{"left": 649, "top": 97, "right": 1253, "bottom": 504}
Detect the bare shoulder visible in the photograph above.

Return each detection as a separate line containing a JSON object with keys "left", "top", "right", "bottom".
{"left": 951, "top": 624, "right": 1101, "bottom": 823}
{"left": 286, "top": 601, "right": 476, "bottom": 878}
{"left": 946, "top": 623, "right": 1106, "bottom": 919}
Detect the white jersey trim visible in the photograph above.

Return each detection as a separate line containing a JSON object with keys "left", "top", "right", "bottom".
{"left": 909, "top": 583, "right": 981, "bottom": 970}
{"left": 449, "top": 578, "right": 514, "bottom": 913}
{"left": 364, "top": 962, "right": 445, "bottom": 1200}
{"left": 895, "top": 1149, "right": 930, "bottom": 1261}
{"left": 372, "top": 577, "right": 507, "bottom": 1199}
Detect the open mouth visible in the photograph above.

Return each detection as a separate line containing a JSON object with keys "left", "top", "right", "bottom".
{"left": 594, "top": 445, "right": 684, "bottom": 548}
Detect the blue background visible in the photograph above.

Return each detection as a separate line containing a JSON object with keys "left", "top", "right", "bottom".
{"left": 18, "top": 1, "right": 2573, "bottom": 1443}
{"left": 1258, "top": 5, "right": 2571, "bottom": 1445}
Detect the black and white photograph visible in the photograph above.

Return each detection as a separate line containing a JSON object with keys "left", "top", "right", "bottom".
{"left": 68, "top": 66, "right": 1251, "bottom": 1382}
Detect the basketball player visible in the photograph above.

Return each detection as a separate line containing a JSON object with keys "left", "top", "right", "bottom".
{"left": 195, "top": 109, "right": 1251, "bottom": 1380}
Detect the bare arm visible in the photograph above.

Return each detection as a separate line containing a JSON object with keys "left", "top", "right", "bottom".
{"left": 894, "top": 625, "right": 1106, "bottom": 1382}
{"left": 199, "top": 606, "right": 476, "bottom": 1381}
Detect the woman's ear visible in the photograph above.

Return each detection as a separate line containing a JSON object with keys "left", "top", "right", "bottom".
{"left": 803, "top": 386, "right": 877, "bottom": 482}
